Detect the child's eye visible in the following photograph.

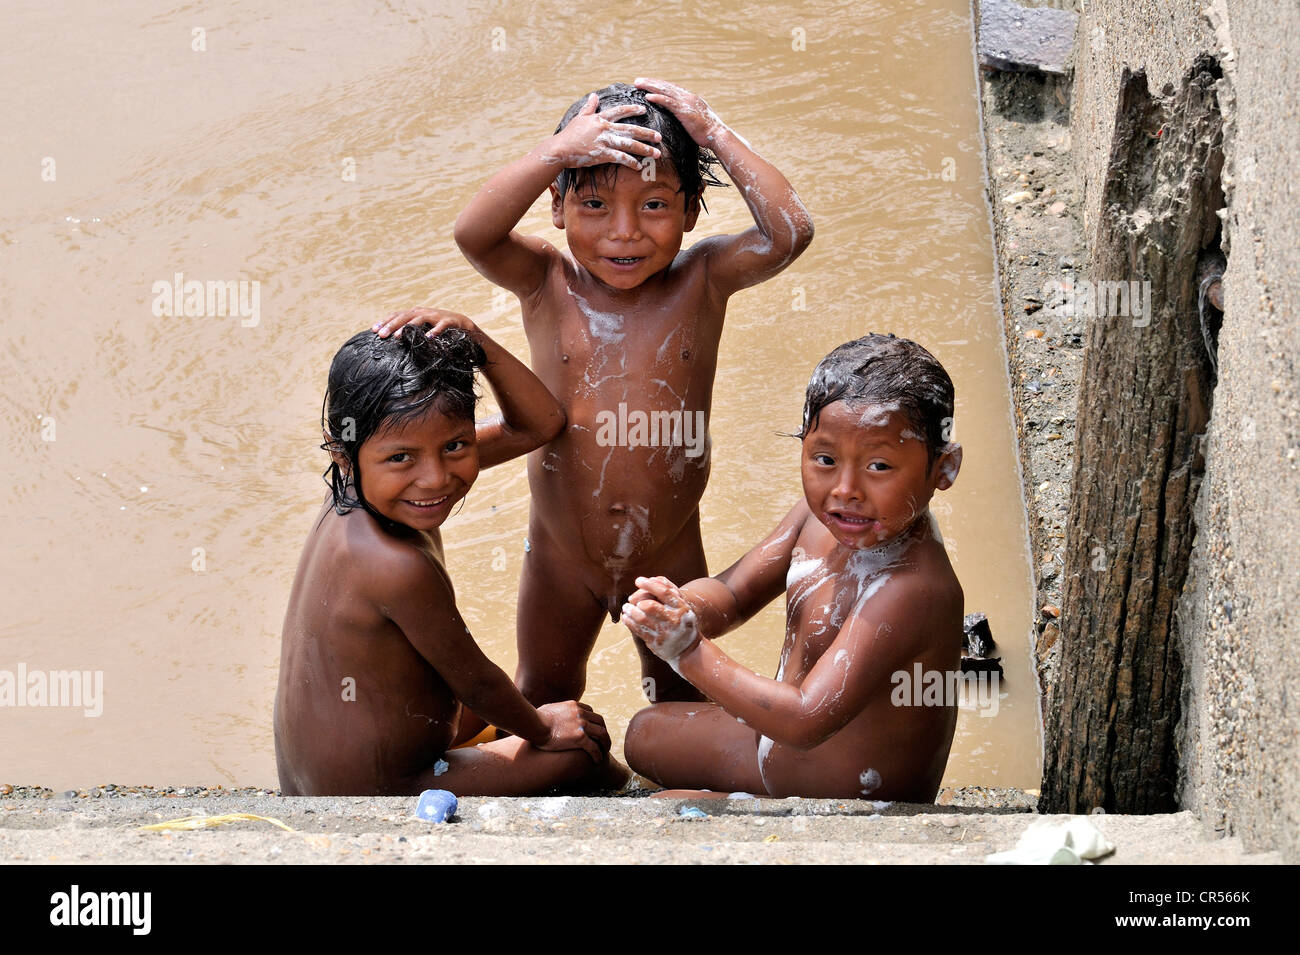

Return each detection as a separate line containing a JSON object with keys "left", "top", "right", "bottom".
{"left": 581, "top": 198, "right": 605, "bottom": 210}
{"left": 813, "top": 453, "right": 835, "bottom": 466}
{"left": 444, "top": 440, "right": 468, "bottom": 454}
{"left": 644, "top": 199, "right": 667, "bottom": 210}
{"left": 387, "top": 452, "right": 411, "bottom": 463}
{"left": 867, "top": 461, "right": 891, "bottom": 471}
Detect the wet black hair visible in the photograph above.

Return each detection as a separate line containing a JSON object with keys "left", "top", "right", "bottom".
{"left": 799, "top": 333, "right": 955, "bottom": 468}
{"left": 553, "top": 82, "right": 727, "bottom": 213}
{"left": 320, "top": 326, "right": 487, "bottom": 522}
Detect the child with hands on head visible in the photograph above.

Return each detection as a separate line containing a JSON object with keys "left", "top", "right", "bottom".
{"left": 443, "top": 78, "right": 815, "bottom": 709}
{"left": 621, "top": 334, "right": 966, "bottom": 802}
{"left": 274, "top": 309, "right": 626, "bottom": 796}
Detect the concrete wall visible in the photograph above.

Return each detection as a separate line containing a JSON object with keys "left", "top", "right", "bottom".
{"left": 1070, "top": 0, "right": 1299, "bottom": 857}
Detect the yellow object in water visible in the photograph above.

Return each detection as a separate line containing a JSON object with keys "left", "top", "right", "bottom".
{"left": 452, "top": 724, "right": 500, "bottom": 749}
{"left": 140, "top": 813, "right": 295, "bottom": 833}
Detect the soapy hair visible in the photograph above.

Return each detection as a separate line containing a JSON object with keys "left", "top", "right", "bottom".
{"left": 553, "top": 82, "right": 727, "bottom": 212}
{"left": 800, "top": 333, "right": 955, "bottom": 467}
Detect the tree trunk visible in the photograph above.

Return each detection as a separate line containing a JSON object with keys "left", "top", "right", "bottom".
{"left": 1040, "top": 57, "right": 1224, "bottom": 813}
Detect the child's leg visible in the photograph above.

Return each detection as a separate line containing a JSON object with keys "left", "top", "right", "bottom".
{"left": 624, "top": 702, "right": 767, "bottom": 794}
{"left": 415, "top": 736, "right": 629, "bottom": 797}
{"left": 514, "top": 531, "right": 609, "bottom": 705}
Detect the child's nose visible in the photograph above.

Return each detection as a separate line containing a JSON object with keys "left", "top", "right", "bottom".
{"left": 415, "top": 460, "right": 448, "bottom": 488}
{"left": 608, "top": 207, "right": 642, "bottom": 240}
{"left": 832, "top": 467, "right": 864, "bottom": 501}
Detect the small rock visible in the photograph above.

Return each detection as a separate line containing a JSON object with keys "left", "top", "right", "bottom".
{"left": 1041, "top": 604, "right": 1061, "bottom": 618}
{"left": 1025, "top": 328, "right": 1044, "bottom": 339}
{"left": 0, "top": 784, "right": 11, "bottom": 795}
{"left": 1004, "top": 190, "right": 1034, "bottom": 204}
{"left": 962, "top": 612, "right": 997, "bottom": 656}
{"left": 1039, "top": 623, "right": 1060, "bottom": 651}
{"left": 1049, "top": 201, "right": 1066, "bottom": 215}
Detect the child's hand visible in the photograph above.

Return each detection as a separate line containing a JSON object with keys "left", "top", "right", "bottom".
{"left": 372, "top": 307, "right": 481, "bottom": 341}
{"left": 622, "top": 576, "right": 702, "bottom": 665}
{"left": 535, "top": 701, "right": 611, "bottom": 762}
{"left": 545, "top": 93, "right": 663, "bottom": 171}
{"left": 633, "top": 77, "right": 723, "bottom": 145}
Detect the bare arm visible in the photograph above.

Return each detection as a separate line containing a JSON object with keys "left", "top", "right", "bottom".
{"left": 376, "top": 547, "right": 608, "bottom": 760}
{"left": 373, "top": 309, "right": 564, "bottom": 468}
{"left": 635, "top": 77, "right": 814, "bottom": 297}
{"left": 452, "top": 93, "right": 663, "bottom": 298}
{"left": 624, "top": 573, "right": 927, "bottom": 751}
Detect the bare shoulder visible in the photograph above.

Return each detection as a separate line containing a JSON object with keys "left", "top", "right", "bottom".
{"left": 678, "top": 235, "right": 728, "bottom": 282}
{"left": 852, "top": 539, "right": 963, "bottom": 658}
{"left": 335, "top": 513, "right": 453, "bottom": 609}
{"left": 519, "top": 234, "right": 567, "bottom": 299}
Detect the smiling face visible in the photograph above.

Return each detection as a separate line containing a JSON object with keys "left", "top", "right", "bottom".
{"left": 352, "top": 403, "right": 479, "bottom": 532}
{"left": 801, "top": 401, "right": 961, "bottom": 549}
{"left": 550, "top": 163, "right": 700, "bottom": 291}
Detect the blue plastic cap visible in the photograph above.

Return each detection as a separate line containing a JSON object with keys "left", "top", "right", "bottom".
{"left": 415, "top": 788, "right": 458, "bottom": 823}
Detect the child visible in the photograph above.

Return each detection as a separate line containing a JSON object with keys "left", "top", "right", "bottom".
{"left": 445, "top": 77, "right": 814, "bottom": 706}
{"left": 620, "top": 334, "right": 965, "bottom": 801}
{"left": 274, "top": 309, "right": 626, "bottom": 796}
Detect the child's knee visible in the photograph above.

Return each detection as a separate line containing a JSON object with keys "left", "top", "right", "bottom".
{"left": 516, "top": 669, "right": 586, "bottom": 707}
{"left": 624, "top": 707, "right": 662, "bottom": 774}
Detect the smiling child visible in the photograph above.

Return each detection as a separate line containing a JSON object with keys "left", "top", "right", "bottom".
{"left": 620, "top": 334, "right": 965, "bottom": 801}
{"left": 274, "top": 310, "right": 625, "bottom": 796}
{"left": 435, "top": 78, "right": 814, "bottom": 708}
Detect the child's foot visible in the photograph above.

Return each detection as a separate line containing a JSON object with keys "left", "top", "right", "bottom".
{"left": 595, "top": 756, "right": 634, "bottom": 793}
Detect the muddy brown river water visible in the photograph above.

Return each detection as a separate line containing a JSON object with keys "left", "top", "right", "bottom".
{"left": 0, "top": 0, "right": 1040, "bottom": 790}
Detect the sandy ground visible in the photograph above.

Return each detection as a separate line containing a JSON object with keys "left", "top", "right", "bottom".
{"left": 0, "top": 791, "right": 1279, "bottom": 864}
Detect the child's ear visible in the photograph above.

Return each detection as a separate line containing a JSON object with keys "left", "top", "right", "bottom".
{"left": 323, "top": 428, "right": 351, "bottom": 475}
{"left": 934, "top": 443, "right": 962, "bottom": 491}
{"left": 683, "top": 190, "right": 702, "bottom": 232}
{"left": 549, "top": 184, "right": 566, "bottom": 230}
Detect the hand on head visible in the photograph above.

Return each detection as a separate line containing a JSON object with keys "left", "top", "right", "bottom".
{"left": 372, "top": 307, "right": 481, "bottom": 341}
{"left": 633, "top": 78, "right": 722, "bottom": 144}
{"left": 549, "top": 93, "right": 663, "bottom": 171}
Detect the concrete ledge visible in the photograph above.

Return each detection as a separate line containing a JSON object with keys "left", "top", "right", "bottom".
{"left": 0, "top": 794, "right": 1279, "bottom": 864}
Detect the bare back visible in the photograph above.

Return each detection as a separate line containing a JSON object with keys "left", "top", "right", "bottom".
{"left": 274, "top": 499, "right": 461, "bottom": 796}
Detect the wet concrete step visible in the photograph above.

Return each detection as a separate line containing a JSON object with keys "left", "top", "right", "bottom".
{"left": 0, "top": 795, "right": 1281, "bottom": 864}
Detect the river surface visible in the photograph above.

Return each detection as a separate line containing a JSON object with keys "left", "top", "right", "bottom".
{"left": 0, "top": 0, "right": 1041, "bottom": 790}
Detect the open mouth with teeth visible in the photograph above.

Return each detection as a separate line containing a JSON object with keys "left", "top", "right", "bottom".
{"left": 604, "top": 256, "right": 645, "bottom": 267}
{"left": 828, "top": 511, "right": 877, "bottom": 529}
{"left": 403, "top": 495, "right": 449, "bottom": 510}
